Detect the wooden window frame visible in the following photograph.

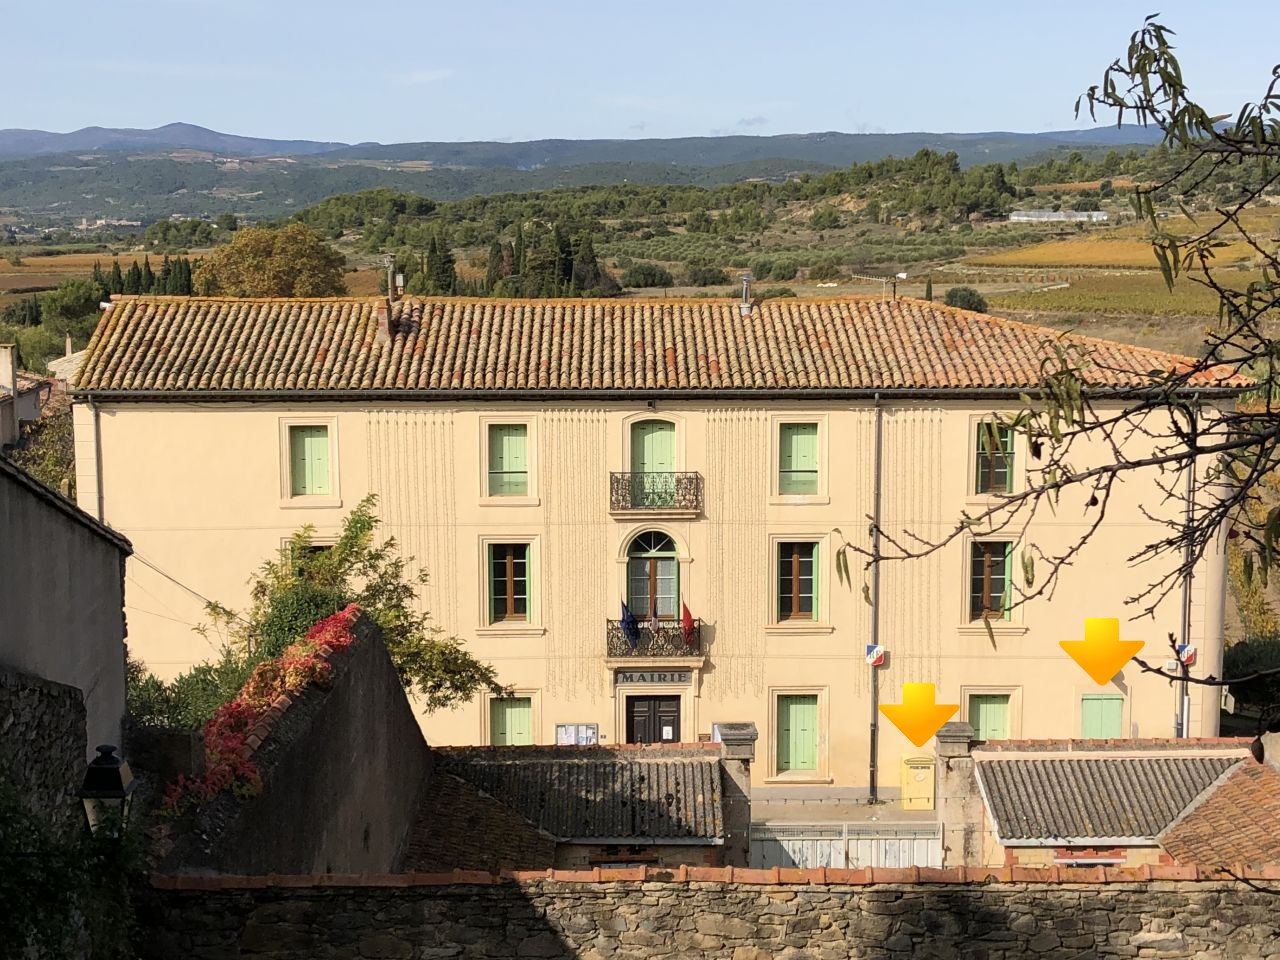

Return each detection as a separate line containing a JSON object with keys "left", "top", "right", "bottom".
{"left": 969, "top": 540, "right": 1012, "bottom": 622}
{"left": 488, "top": 543, "right": 529, "bottom": 623}
{"left": 777, "top": 541, "right": 818, "bottom": 622}
{"left": 626, "top": 531, "right": 679, "bottom": 620}
{"left": 972, "top": 418, "right": 1016, "bottom": 497}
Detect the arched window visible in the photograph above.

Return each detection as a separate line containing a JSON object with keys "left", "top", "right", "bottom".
{"left": 627, "top": 531, "right": 678, "bottom": 620}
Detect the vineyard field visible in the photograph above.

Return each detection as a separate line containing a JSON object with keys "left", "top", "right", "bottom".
{"left": 987, "top": 272, "right": 1256, "bottom": 316}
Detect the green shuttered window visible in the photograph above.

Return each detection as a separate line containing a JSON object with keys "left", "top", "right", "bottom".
{"left": 490, "top": 697, "right": 533, "bottom": 745}
{"left": 288, "top": 425, "right": 330, "bottom": 497}
{"left": 968, "top": 694, "right": 1011, "bottom": 740}
{"left": 779, "top": 423, "right": 819, "bottom": 495}
{"left": 777, "top": 694, "right": 819, "bottom": 772}
{"left": 488, "top": 424, "right": 529, "bottom": 496}
{"left": 630, "top": 419, "right": 677, "bottom": 507}
{"left": 1081, "top": 694, "right": 1124, "bottom": 738}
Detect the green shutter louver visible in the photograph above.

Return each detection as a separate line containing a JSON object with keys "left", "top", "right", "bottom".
{"left": 779, "top": 423, "right": 819, "bottom": 494}
{"left": 490, "top": 697, "right": 533, "bottom": 745}
{"left": 1081, "top": 694, "right": 1124, "bottom": 738}
{"left": 289, "top": 425, "right": 330, "bottom": 496}
{"left": 968, "top": 694, "right": 1010, "bottom": 740}
{"left": 488, "top": 424, "right": 529, "bottom": 495}
{"left": 777, "top": 694, "right": 818, "bottom": 771}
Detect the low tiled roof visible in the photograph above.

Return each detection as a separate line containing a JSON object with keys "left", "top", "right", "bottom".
{"left": 0, "top": 371, "right": 49, "bottom": 400}
{"left": 976, "top": 756, "right": 1242, "bottom": 843}
{"left": 70, "top": 295, "right": 1248, "bottom": 396}
{"left": 1159, "top": 762, "right": 1280, "bottom": 865}
{"left": 435, "top": 745, "right": 723, "bottom": 842}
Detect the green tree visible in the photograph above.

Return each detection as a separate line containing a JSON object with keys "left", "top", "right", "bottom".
{"left": 140, "top": 256, "right": 155, "bottom": 293}
{"left": 108, "top": 260, "right": 124, "bottom": 295}
{"left": 621, "top": 262, "right": 674, "bottom": 288}
{"left": 193, "top": 224, "right": 346, "bottom": 297}
{"left": 215, "top": 212, "right": 239, "bottom": 231}
{"left": 942, "top": 286, "right": 988, "bottom": 312}
{"left": 484, "top": 239, "right": 503, "bottom": 293}
{"left": 131, "top": 496, "right": 504, "bottom": 727}
{"left": 924, "top": 276, "right": 933, "bottom": 301}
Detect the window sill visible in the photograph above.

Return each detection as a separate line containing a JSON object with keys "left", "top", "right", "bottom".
{"left": 279, "top": 497, "right": 343, "bottom": 510}
{"left": 475, "top": 625, "right": 546, "bottom": 638}
{"left": 609, "top": 508, "right": 701, "bottom": 520}
{"left": 768, "top": 495, "right": 831, "bottom": 506}
{"left": 765, "top": 623, "right": 835, "bottom": 636}
{"left": 764, "top": 774, "right": 833, "bottom": 785}
{"left": 956, "top": 623, "right": 1029, "bottom": 637}
{"left": 480, "top": 496, "right": 541, "bottom": 507}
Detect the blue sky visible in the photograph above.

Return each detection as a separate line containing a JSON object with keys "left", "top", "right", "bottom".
{"left": 6, "top": 1, "right": 1274, "bottom": 143}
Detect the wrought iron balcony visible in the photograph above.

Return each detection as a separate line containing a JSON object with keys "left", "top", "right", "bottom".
{"left": 607, "top": 619, "right": 703, "bottom": 657}
{"left": 609, "top": 472, "right": 703, "bottom": 513}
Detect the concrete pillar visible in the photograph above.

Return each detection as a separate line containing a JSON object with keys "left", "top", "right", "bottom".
{"left": 717, "top": 721, "right": 758, "bottom": 868}
{"left": 935, "top": 721, "right": 982, "bottom": 868}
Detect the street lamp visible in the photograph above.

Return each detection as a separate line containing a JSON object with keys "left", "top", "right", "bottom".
{"left": 79, "top": 744, "right": 136, "bottom": 836}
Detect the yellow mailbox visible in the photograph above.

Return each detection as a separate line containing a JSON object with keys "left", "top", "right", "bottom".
{"left": 901, "top": 754, "right": 935, "bottom": 811}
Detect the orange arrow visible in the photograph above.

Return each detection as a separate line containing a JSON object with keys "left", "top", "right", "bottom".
{"left": 1059, "top": 618, "right": 1144, "bottom": 685}
{"left": 879, "top": 683, "right": 959, "bottom": 747}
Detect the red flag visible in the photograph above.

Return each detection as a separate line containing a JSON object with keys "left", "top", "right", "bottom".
{"left": 682, "top": 602, "right": 696, "bottom": 645}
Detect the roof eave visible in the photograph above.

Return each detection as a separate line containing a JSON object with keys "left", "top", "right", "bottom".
{"left": 69, "top": 385, "right": 1248, "bottom": 403}
{"left": 999, "top": 836, "right": 1160, "bottom": 847}
{"left": 563, "top": 836, "right": 723, "bottom": 845}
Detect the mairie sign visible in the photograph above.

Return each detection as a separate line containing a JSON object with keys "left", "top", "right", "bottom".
{"left": 615, "top": 670, "right": 692, "bottom": 685}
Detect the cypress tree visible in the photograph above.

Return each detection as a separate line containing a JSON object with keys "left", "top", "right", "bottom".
{"left": 108, "top": 260, "right": 124, "bottom": 295}
{"left": 484, "top": 240, "right": 502, "bottom": 293}
{"left": 141, "top": 256, "right": 155, "bottom": 293}
{"left": 924, "top": 275, "right": 933, "bottom": 301}
{"left": 124, "top": 261, "right": 143, "bottom": 295}
{"left": 552, "top": 223, "right": 572, "bottom": 291}
{"left": 432, "top": 232, "right": 456, "bottom": 294}
{"left": 513, "top": 224, "right": 525, "bottom": 278}
{"left": 157, "top": 255, "right": 172, "bottom": 295}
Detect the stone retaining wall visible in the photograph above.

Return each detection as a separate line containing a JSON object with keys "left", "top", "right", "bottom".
{"left": 139, "top": 870, "right": 1280, "bottom": 960}
{"left": 0, "top": 667, "right": 86, "bottom": 835}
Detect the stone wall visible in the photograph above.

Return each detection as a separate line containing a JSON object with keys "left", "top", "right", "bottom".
{"left": 140, "top": 869, "right": 1280, "bottom": 960}
{"left": 0, "top": 667, "right": 86, "bottom": 835}
{"left": 159, "top": 616, "right": 429, "bottom": 875}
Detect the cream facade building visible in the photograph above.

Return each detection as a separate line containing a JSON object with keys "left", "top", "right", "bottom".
{"left": 70, "top": 294, "right": 1242, "bottom": 796}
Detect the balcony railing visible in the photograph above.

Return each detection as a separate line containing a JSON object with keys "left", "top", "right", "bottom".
{"left": 609, "top": 472, "right": 703, "bottom": 512}
{"left": 606, "top": 619, "right": 703, "bottom": 657}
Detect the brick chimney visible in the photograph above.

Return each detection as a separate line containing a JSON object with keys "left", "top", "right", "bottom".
{"left": 374, "top": 300, "right": 393, "bottom": 345}
{"left": 716, "top": 721, "right": 758, "bottom": 867}
{"left": 935, "top": 721, "right": 983, "bottom": 868}
{"left": 0, "top": 343, "right": 18, "bottom": 446}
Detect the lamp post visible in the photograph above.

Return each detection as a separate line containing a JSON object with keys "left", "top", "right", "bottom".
{"left": 79, "top": 744, "right": 136, "bottom": 837}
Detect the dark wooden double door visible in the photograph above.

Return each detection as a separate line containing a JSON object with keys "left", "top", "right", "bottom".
{"left": 626, "top": 695, "right": 680, "bottom": 744}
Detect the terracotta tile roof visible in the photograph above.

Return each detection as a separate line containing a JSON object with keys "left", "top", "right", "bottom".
{"left": 1159, "top": 762, "right": 1280, "bottom": 865}
{"left": 435, "top": 745, "right": 724, "bottom": 842}
{"left": 70, "top": 295, "right": 1249, "bottom": 396}
{"left": 0, "top": 371, "right": 49, "bottom": 400}
{"left": 976, "top": 756, "right": 1243, "bottom": 843}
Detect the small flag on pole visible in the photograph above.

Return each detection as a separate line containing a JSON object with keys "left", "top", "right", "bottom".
{"left": 682, "top": 602, "right": 696, "bottom": 646}
{"left": 621, "top": 602, "right": 639, "bottom": 649}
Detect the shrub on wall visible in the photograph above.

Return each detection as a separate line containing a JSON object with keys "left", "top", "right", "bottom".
{"left": 162, "top": 604, "right": 361, "bottom": 814}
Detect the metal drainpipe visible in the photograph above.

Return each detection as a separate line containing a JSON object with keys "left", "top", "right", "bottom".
{"left": 91, "top": 400, "right": 105, "bottom": 522}
{"left": 869, "top": 392, "right": 884, "bottom": 803}
{"left": 1178, "top": 407, "right": 1197, "bottom": 737}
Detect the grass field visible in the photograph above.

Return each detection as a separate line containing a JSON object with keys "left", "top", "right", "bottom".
{"left": 987, "top": 271, "right": 1256, "bottom": 317}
